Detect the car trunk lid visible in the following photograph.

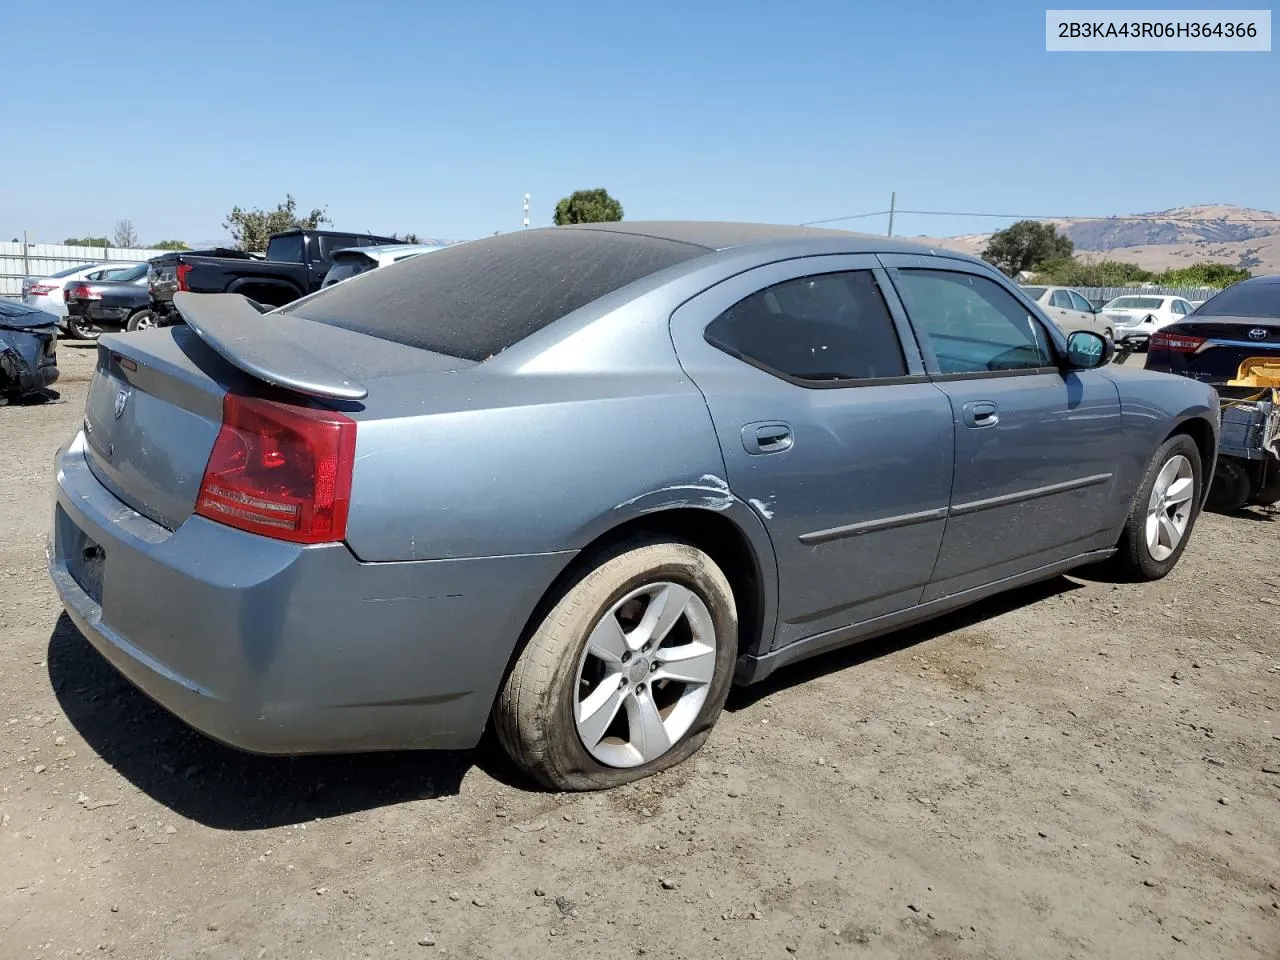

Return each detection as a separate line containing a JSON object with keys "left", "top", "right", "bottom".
{"left": 81, "top": 293, "right": 475, "bottom": 531}
{"left": 83, "top": 328, "right": 235, "bottom": 529}
{"left": 1151, "top": 317, "right": 1280, "bottom": 383}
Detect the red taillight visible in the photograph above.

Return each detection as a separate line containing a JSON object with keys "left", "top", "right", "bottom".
{"left": 27, "top": 284, "right": 57, "bottom": 297}
{"left": 69, "top": 283, "right": 101, "bottom": 301}
{"left": 1150, "top": 331, "right": 1206, "bottom": 353}
{"left": 175, "top": 263, "right": 193, "bottom": 291}
{"left": 194, "top": 393, "right": 357, "bottom": 544}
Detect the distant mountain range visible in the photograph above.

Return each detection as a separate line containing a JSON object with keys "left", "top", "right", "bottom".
{"left": 915, "top": 205, "right": 1280, "bottom": 274}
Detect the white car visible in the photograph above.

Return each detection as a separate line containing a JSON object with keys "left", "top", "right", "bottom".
{"left": 1020, "top": 285, "right": 1114, "bottom": 338}
{"left": 24, "top": 262, "right": 144, "bottom": 319}
{"left": 1098, "top": 295, "right": 1197, "bottom": 346}
{"left": 320, "top": 243, "right": 446, "bottom": 288}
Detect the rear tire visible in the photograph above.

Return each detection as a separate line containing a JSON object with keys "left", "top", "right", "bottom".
{"left": 1206, "top": 458, "right": 1251, "bottom": 512}
{"left": 66, "top": 315, "right": 101, "bottom": 340}
{"left": 495, "top": 538, "right": 737, "bottom": 791}
{"left": 125, "top": 309, "right": 155, "bottom": 332}
{"left": 1107, "top": 435, "right": 1203, "bottom": 582}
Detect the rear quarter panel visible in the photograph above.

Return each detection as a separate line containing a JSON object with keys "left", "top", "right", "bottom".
{"left": 1099, "top": 364, "right": 1220, "bottom": 509}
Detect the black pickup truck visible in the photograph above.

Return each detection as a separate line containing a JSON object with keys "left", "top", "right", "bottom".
{"left": 148, "top": 229, "right": 399, "bottom": 324}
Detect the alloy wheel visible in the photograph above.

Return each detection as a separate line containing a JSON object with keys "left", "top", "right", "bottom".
{"left": 1145, "top": 454, "right": 1194, "bottom": 561}
{"left": 573, "top": 581, "right": 717, "bottom": 768}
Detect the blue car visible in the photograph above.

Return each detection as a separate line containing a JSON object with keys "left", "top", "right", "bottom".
{"left": 48, "top": 222, "right": 1218, "bottom": 790}
{"left": 1, "top": 299, "right": 59, "bottom": 402}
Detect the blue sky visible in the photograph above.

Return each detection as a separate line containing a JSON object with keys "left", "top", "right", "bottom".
{"left": 5, "top": 0, "right": 1275, "bottom": 245}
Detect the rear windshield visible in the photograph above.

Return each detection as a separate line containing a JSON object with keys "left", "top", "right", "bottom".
{"left": 106, "top": 263, "right": 148, "bottom": 282}
{"left": 1190, "top": 281, "right": 1280, "bottom": 319}
{"left": 1105, "top": 296, "right": 1164, "bottom": 310}
{"left": 281, "top": 229, "right": 708, "bottom": 361}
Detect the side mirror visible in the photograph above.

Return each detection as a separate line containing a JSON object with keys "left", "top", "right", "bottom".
{"left": 1065, "top": 330, "right": 1114, "bottom": 369}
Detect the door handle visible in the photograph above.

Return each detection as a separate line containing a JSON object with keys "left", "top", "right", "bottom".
{"left": 962, "top": 401, "right": 999, "bottom": 428}
{"left": 742, "top": 421, "right": 793, "bottom": 455}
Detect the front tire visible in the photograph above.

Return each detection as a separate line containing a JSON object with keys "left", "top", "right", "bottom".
{"left": 495, "top": 538, "right": 737, "bottom": 791}
{"left": 1108, "top": 435, "right": 1203, "bottom": 581}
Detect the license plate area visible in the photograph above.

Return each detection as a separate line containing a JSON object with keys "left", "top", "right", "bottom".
{"left": 67, "top": 527, "right": 106, "bottom": 606}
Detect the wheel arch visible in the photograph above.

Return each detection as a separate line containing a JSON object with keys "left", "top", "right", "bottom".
{"left": 491, "top": 503, "right": 779, "bottom": 720}
{"left": 1164, "top": 414, "right": 1217, "bottom": 505}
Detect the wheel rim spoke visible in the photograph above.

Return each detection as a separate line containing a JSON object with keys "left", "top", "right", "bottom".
{"left": 585, "top": 614, "right": 628, "bottom": 664}
{"left": 1158, "top": 513, "right": 1180, "bottom": 550}
{"left": 630, "top": 583, "right": 693, "bottom": 650}
{"left": 627, "top": 691, "right": 671, "bottom": 763}
{"left": 576, "top": 679, "right": 626, "bottom": 749}
{"left": 1164, "top": 476, "right": 1193, "bottom": 506}
{"left": 651, "top": 641, "right": 716, "bottom": 686}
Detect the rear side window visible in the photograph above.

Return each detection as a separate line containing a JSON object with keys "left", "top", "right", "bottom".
{"left": 895, "top": 269, "right": 1055, "bottom": 375}
{"left": 267, "top": 234, "right": 304, "bottom": 262}
{"left": 1193, "top": 282, "right": 1280, "bottom": 319}
{"left": 1050, "top": 290, "right": 1072, "bottom": 308}
{"left": 705, "top": 271, "right": 907, "bottom": 382}
{"left": 282, "top": 229, "right": 708, "bottom": 361}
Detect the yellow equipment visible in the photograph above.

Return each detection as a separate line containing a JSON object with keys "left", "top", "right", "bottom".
{"left": 1227, "top": 356, "right": 1280, "bottom": 389}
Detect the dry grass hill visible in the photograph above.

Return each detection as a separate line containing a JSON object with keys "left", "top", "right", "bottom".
{"left": 910, "top": 204, "right": 1280, "bottom": 274}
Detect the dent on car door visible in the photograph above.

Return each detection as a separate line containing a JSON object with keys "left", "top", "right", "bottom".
{"left": 879, "top": 257, "right": 1125, "bottom": 598}
{"left": 668, "top": 256, "right": 955, "bottom": 650}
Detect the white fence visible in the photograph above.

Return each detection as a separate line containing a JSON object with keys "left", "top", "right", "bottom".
{"left": 0, "top": 242, "right": 168, "bottom": 299}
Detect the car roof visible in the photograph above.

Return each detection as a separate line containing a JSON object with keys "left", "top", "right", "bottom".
{"left": 555, "top": 220, "right": 987, "bottom": 261}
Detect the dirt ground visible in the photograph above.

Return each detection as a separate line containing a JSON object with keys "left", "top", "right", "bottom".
{"left": 2, "top": 343, "right": 1277, "bottom": 960}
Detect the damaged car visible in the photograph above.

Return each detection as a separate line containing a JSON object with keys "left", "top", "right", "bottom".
{"left": 48, "top": 222, "right": 1218, "bottom": 791}
{"left": 1, "top": 299, "right": 59, "bottom": 404}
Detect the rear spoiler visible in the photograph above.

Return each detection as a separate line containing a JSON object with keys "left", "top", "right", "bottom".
{"left": 173, "top": 291, "right": 368, "bottom": 401}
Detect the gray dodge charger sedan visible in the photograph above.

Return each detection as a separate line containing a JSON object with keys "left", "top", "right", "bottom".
{"left": 48, "top": 222, "right": 1219, "bottom": 790}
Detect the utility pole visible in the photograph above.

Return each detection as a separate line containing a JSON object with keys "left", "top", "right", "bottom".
{"left": 22, "top": 230, "right": 30, "bottom": 281}
{"left": 887, "top": 192, "right": 896, "bottom": 237}
{"left": 523, "top": 193, "right": 530, "bottom": 229}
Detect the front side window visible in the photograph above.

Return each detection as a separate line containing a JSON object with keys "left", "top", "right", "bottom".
{"left": 1069, "top": 291, "right": 1093, "bottom": 313}
{"left": 894, "top": 269, "right": 1056, "bottom": 375}
{"left": 705, "top": 270, "right": 907, "bottom": 383}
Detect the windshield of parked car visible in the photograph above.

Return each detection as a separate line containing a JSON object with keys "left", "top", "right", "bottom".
{"left": 282, "top": 230, "right": 709, "bottom": 361}
{"left": 1105, "top": 296, "right": 1164, "bottom": 310}
{"left": 1190, "top": 281, "right": 1280, "bottom": 319}
{"left": 1020, "top": 286, "right": 1047, "bottom": 300}
{"left": 46, "top": 263, "right": 95, "bottom": 279}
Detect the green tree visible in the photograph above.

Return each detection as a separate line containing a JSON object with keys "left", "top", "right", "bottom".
{"left": 553, "top": 188, "right": 624, "bottom": 225}
{"left": 64, "top": 236, "right": 109, "bottom": 248}
{"left": 149, "top": 240, "right": 190, "bottom": 251}
{"left": 1031, "top": 257, "right": 1153, "bottom": 286}
{"left": 1157, "top": 262, "right": 1250, "bottom": 288}
{"left": 982, "top": 220, "right": 1074, "bottom": 277}
{"left": 223, "top": 194, "right": 330, "bottom": 252}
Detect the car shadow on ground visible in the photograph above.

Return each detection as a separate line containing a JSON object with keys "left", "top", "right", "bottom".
{"left": 727, "top": 575, "right": 1083, "bottom": 710}
{"left": 45, "top": 613, "right": 536, "bottom": 830}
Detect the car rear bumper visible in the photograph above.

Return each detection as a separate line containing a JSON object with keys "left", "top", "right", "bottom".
{"left": 66, "top": 302, "right": 131, "bottom": 323}
{"left": 48, "top": 432, "right": 574, "bottom": 754}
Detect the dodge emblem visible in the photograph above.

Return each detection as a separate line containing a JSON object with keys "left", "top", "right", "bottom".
{"left": 1248, "top": 328, "right": 1268, "bottom": 341}
{"left": 113, "top": 387, "right": 131, "bottom": 419}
